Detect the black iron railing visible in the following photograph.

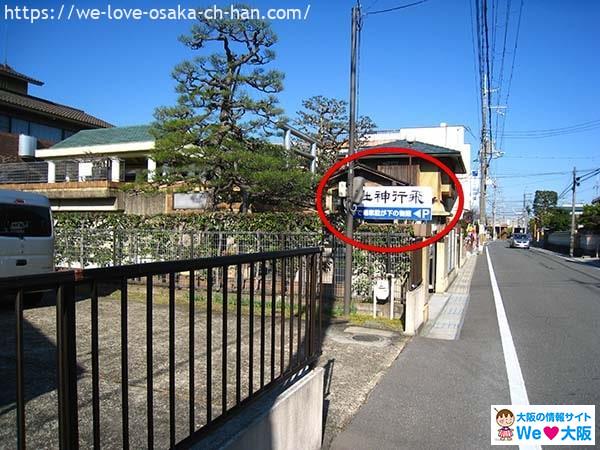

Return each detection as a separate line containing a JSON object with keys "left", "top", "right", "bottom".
{"left": 0, "top": 247, "right": 322, "bottom": 449}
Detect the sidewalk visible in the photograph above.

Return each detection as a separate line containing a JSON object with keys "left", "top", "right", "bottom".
{"left": 420, "top": 255, "right": 477, "bottom": 340}
{"left": 319, "top": 322, "right": 409, "bottom": 449}
{"left": 330, "top": 251, "right": 511, "bottom": 449}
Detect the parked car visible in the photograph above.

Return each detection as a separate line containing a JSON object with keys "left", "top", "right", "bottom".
{"left": 509, "top": 233, "right": 531, "bottom": 249}
{"left": 1, "top": 190, "right": 55, "bottom": 305}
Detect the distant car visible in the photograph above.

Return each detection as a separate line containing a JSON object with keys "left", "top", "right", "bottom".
{"left": 509, "top": 233, "right": 531, "bottom": 249}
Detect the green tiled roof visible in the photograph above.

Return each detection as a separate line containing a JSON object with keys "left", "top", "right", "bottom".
{"left": 52, "top": 125, "right": 152, "bottom": 148}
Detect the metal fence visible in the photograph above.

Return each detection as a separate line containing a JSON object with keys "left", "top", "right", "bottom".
{"left": 0, "top": 159, "right": 112, "bottom": 185}
{"left": 54, "top": 229, "right": 416, "bottom": 301}
{"left": 0, "top": 161, "right": 48, "bottom": 184}
{"left": 330, "top": 233, "right": 413, "bottom": 300}
{"left": 0, "top": 247, "right": 322, "bottom": 449}
{"left": 55, "top": 230, "right": 323, "bottom": 268}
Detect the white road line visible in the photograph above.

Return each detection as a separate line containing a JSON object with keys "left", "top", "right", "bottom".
{"left": 486, "top": 247, "right": 541, "bottom": 450}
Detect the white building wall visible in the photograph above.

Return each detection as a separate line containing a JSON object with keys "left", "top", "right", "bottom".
{"left": 366, "top": 123, "right": 474, "bottom": 211}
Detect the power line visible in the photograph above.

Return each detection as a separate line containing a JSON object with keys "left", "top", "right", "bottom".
{"left": 493, "top": 0, "right": 512, "bottom": 147}
{"left": 578, "top": 168, "right": 600, "bottom": 184}
{"left": 489, "top": 0, "right": 498, "bottom": 88}
{"left": 483, "top": 0, "right": 494, "bottom": 153}
{"left": 502, "top": 119, "right": 600, "bottom": 139}
{"left": 494, "top": 169, "right": 598, "bottom": 179}
{"left": 558, "top": 184, "right": 572, "bottom": 201}
{"left": 505, "top": 127, "right": 600, "bottom": 137}
{"left": 497, "top": 0, "right": 523, "bottom": 152}
{"left": 364, "top": 0, "right": 381, "bottom": 13}
{"left": 577, "top": 185, "right": 599, "bottom": 194}
{"left": 500, "top": 155, "right": 600, "bottom": 160}
{"left": 558, "top": 167, "right": 600, "bottom": 200}
{"left": 504, "top": 119, "right": 600, "bottom": 134}
{"left": 366, "top": 0, "right": 429, "bottom": 15}
{"left": 474, "top": 0, "right": 491, "bottom": 224}
{"left": 469, "top": 0, "right": 482, "bottom": 135}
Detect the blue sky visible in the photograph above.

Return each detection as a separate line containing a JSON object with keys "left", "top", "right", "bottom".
{"left": 6, "top": 0, "right": 600, "bottom": 211}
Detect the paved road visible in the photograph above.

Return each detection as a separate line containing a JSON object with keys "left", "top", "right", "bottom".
{"left": 331, "top": 241, "right": 600, "bottom": 449}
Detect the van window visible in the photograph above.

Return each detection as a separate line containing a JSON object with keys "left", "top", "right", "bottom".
{"left": 0, "top": 204, "right": 52, "bottom": 237}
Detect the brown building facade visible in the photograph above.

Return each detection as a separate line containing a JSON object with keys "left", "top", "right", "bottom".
{"left": 0, "top": 64, "right": 112, "bottom": 163}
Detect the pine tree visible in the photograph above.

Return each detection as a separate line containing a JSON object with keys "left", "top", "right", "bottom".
{"left": 294, "top": 96, "right": 376, "bottom": 172}
{"left": 152, "top": 11, "right": 313, "bottom": 212}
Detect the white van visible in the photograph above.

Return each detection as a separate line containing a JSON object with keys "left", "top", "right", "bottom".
{"left": 0, "top": 190, "right": 54, "bottom": 278}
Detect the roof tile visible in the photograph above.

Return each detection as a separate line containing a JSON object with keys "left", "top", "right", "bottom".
{"left": 0, "top": 64, "right": 43, "bottom": 86}
{"left": 52, "top": 125, "right": 153, "bottom": 148}
{"left": 0, "top": 89, "right": 113, "bottom": 128}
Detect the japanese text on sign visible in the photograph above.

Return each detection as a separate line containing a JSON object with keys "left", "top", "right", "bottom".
{"left": 361, "top": 186, "right": 433, "bottom": 208}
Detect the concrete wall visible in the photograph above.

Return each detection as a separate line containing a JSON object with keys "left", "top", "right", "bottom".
{"left": 544, "top": 231, "right": 600, "bottom": 257}
{"left": 404, "top": 283, "right": 428, "bottom": 335}
{"left": 120, "top": 192, "right": 166, "bottom": 215}
{"left": 196, "top": 368, "right": 324, "bottom": 450}
{"left": 421, "top": 245, "right": 430, "bottom": 319}
{"left": 434, "top": 237, "right": 458, "bottom": 293}
{"left": 435, "top": 240, "right": 448, "bottom": 293}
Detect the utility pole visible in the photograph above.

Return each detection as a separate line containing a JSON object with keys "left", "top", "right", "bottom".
{"left": 478, "top": 74, "right": 489, "bottom": 236}
{"left": 523, "top": 192, "right": 527, "bottom": 233}
{"left": 491, "top": 181, "right": 497, "bottom": 240}
{"left": 344, "top": 3, "right": 360, "bottom": 315}
{"left": 569, "top": 167, "right": 577, "bottom": 257}
{"left": 520, "top": 192, "right": 533, "bottom": 235}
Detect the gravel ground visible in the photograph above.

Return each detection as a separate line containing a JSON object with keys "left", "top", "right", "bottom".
{"left": 318, "top": 323, "right": 409, "bottom": 449}
{"left": 0, "top": 284, "right": 408, "bottom": 449}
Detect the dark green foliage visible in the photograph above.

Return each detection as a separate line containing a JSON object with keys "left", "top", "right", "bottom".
{"left": 545, "top": 208, "right": 571, "bottom": 232}
{"left": 355, "top": 223, "right": 414, "bottom": 234}
{"left": 151, "top": 8, "right": 311, "bottom": 211}
{"left": 293, "top": 95, "right": 376, "bottom": 172}
{"left": 533, "top": 190, "right": 559, "bottom": 229}
{"left": 579, "top": 203, "right": 600, "bottom": 232}
{"left": 196, "top": 139, "right": 316, "bottom": 211}
{"left": 153, "top": 8, "right": 284, "bottom": 153}
{"left": 53, "top": 211, "right": 323, "bottom": 233}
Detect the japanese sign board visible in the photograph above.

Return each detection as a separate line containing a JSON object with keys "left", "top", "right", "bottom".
{"left": 353, "top": 186, "right": 433, "bottom": 222}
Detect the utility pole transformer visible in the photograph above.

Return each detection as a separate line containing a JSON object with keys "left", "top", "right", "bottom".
{"left": 344, "top": 3, "right": 360, "bottom": 315}
{"left": 569, "top": 167, "right": 577, "bottom": 257}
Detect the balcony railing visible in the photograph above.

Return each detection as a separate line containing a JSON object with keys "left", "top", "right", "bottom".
{"left": 0, "top": 161, "right": 48, "bottom": 184}
{"left": 0, "top": 159, "right": 113, "bottom": 185}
